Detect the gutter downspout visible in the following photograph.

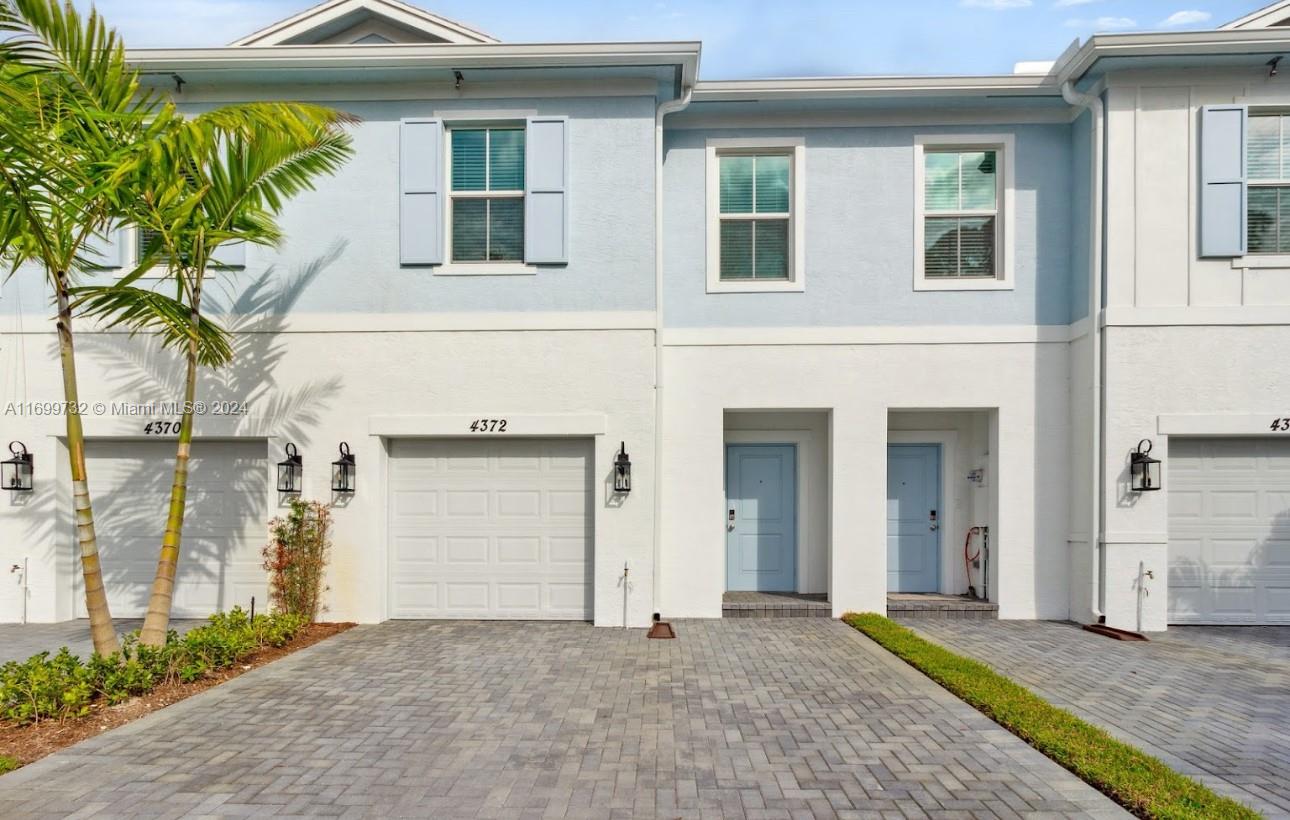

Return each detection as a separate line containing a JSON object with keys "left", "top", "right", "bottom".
{"left": 651, "top": 85, "right": 693, "bottom": 622}
{"left": 1061, "top": 80, "right": 1106, "bottom": 621}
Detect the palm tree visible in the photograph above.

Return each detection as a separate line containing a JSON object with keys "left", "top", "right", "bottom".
{"left": 0, "top": 0, "right": 180, "bottom": 656}
{"left": 78, "top": 106, "right": 355, "bottom": 646}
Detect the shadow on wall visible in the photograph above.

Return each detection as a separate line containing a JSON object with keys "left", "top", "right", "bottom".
{"left": 1167, "top": 506, "right": 1287, "bottom": 623}
{"left": 6, "top": 471, "right": 53, "bottom": 622}
{"left": 54, "top": 243, "right": 348, "bottom": 617}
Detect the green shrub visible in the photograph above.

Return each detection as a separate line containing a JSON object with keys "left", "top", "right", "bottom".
{"left": 0, "top": 755, "right": 18, "bottom": 775}
{"left": 263, "top": 499, "right": 332, "bottom": 622}
{"left": 0, "top": 608, "right": 307, "bottom": 726}
{"left": 843, "top": 613, "right": 1259, "bottom": 820}
{"left": 0, "top": 648, "right": 93, "bottom": 724}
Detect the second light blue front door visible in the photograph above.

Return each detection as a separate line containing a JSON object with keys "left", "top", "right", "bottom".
{"left": 726, "top": 444, "right": 797, "bottom": 592}
{"left": 887, "top": 444, "right": 941, "bottom": 593}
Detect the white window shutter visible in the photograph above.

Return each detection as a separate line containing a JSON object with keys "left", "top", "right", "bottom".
{"left": 525, "top": 116, "right": 569, "bottom": 264}
{"left": 83, "top": 225, "right": 125, "bottom": 269}
{"left": 400, "top": 118, "right": 444, "bottom": 265}
{"left": 1200, "top": 105, "right": 1247, "bottom": 258}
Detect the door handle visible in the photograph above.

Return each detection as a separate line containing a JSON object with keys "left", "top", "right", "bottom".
{"left": 728, "top": 508, "right": 736, "bottom": 531}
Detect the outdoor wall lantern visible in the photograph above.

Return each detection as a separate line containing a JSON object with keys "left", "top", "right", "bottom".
{"left": 277, "top": 443, "right": 303, "bottom": 494}
{"left": 613, "top": 441, "right": 632, "bottom": 493}
{"left": 3, "top": 442, "right": 33, "bottom": 493}
{"left": 331, "top": 442, "right": 356, "bottom": 494}
{"left": 1130, "top": 439, "right": 1162, "bottom": 492}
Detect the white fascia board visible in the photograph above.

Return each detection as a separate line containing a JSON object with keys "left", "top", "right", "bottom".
{"left": 128, "top": 41, "right": 701, "bottom": 87}
{"left": 1055, "top": 28, "right": 1290, "bottom": 85}
{"left": 692, "top": 74, "right": 1062, "bottom": 102}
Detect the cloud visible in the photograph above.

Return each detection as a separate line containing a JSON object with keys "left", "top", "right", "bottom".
{"left": 1160, "top": 10, "right": 1212, "bottom": 26}
{"left": 1054, "top": 0, "right": 1101, "bottom": 6}
{"left": 1064, "top": 16, "right": 1138, "bottom": 29}
{"left": 961, "top": 0, "right": 1033, "bottom": 8}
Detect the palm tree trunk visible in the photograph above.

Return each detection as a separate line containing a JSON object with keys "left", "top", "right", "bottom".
{"left": 139, "top": 293, "right": 200, "bottom": 646}
{"left": 55, "top": 271, "right": 119, "bottom": 657}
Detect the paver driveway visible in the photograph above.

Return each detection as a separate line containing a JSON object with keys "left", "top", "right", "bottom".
{"left": 911, "top": 620, "right": 1290, "bottom": 819}
{"left": 0, "top": 619, "right": 1124, "bottom": 819}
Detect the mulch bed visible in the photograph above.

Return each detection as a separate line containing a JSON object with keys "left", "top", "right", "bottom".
{"left": 0, "top": 621, "right": 354, "bottom": 772}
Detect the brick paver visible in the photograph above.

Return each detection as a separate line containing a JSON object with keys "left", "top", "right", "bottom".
{"left": 910, "top": 620, "right": 1290, "bottom": 819}
{"left": 0, "top": 619, "right": 1125, "bottom": 819}
{"left": 0, "top": 619, "right": 205, "bottom": 664}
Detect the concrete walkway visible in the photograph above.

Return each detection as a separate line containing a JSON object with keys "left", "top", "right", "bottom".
{"left": 911, "top": 620, "right": 1290, "bottom": 819}
{"left": 0, "top": 619, "right": 204, "bottom": 664}
{"left": 0, "top": 619, "right": 1124, "bottom": 819}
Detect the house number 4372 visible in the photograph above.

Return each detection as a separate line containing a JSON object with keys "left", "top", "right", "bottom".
{"left": 1272, "top": 418, "right": 1290, "bottom": 432}
{"left": 469, "top": 419, "right": 508, "bottom": 433}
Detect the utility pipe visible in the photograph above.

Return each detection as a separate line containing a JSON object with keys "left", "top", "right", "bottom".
{"left": 650, "top": 85, "right": 693, "bottom": 623}
{"left": 1061, "top": 80, "right": 1106, "bottom": 620}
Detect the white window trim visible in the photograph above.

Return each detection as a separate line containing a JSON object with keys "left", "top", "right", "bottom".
{"left": 439, "top": 119, "right": 537, "bottom": 276}
{"left": 1245, "top": 109, "right": 1290, "bottom": 258}
{"left": 913, "top": 133, "right": 1015, "bottom": 292}
{"left": 705, "top": 137, "right": 806, "bottom": 294}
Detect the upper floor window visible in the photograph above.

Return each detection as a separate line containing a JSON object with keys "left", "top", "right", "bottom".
{"left": 913, "top": 134, "right": 1014, "bottom": 291}
{"left": 1247, "top": 112, "right": 1290, "bottom": 254}
{"left": 449, "top": 126, "right": 525, "bottom": 263}
{"left": 705, "top": 138, "right": 805, "bottom": 293}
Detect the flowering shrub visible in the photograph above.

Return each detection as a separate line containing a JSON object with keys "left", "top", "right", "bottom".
{"left": 263, "top": 499, "right": 332, "bottom": 622}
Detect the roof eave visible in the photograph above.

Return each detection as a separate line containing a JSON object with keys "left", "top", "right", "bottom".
{"left": 127, "top": 41, "right": 702, "bottom": 87}
{"left": 691, "top": 75, "right": 1062, "bottom": 102}
{"left": 1055, "top": 28, "right": 1290, "bottom": 85}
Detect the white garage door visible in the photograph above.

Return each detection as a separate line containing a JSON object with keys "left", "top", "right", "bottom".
{"left": 77, "top": 440, "right": 268, "bottom": 619}
{"left": 387, "top": 438, "right": 593, "bottom": 620}
{"left": 1168, "top": 438, "right": 1290, "bottom": 624}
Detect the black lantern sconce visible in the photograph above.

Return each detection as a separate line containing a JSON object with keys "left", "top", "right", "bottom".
{"left": 331, "top": 442, "right": 356, "bottom": 494}
{"left": 277, "top": 443, "right": 303, "bottom": 494}
{"left": 3, "top": 441, "right": 34, "bottom": 493}
{"left": 613, "top": 441, "right": 631, "bottom": 493}
{"left": 1130, "top": 439, "right": 1162, "bottom": 492}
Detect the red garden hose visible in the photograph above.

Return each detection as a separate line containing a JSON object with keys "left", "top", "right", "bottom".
{"left": 964, "top": 527, "right": 983, "bottom": 598}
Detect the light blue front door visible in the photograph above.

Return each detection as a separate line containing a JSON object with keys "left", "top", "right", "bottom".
{"left": 887, "top": 444, "right": 941, "bottom": 593}
{"left": 725, "top": 444, "right": 797, "bottom": 592}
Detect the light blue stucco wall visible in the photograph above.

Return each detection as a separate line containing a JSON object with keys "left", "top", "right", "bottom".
{"left": 662, "top": 123, "right": 1076, "bottom": 327}
{"left": 1, "top": 94, "right": 659, "bottom": 318}
{"left": 1070, "top": 110, "right": 1091, "bottom": 323}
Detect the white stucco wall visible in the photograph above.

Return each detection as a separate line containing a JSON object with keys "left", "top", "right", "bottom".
{"left": 659, "top": 340, "right": 1070, "bottom": 621}
{"left": 0, "top": 325, "right": 658, "bottom": 626}
{"left": 1098, "top": 68, "right": 1290, "bottom": 630}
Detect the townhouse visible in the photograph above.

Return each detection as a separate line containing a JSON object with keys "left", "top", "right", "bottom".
{"left": 2, "top": 0, "right": 1289, "bottom": 632}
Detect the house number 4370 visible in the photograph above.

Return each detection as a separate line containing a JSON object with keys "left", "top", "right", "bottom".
{"left": 1272, "top": 418, "right": 1290, "bottom": 432}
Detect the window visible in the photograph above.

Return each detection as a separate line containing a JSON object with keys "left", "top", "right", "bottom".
{"left": 449, "top": 126, "right": 524, "bottom": 263}
{"left": 705, "top": 138, "right": 805, "bottom": 293}
{"left": 1247, "top": 112, "right": 1290, "bottom": 254}
{"left": 913, "top": 135, "right": 1014, "bottom": 291}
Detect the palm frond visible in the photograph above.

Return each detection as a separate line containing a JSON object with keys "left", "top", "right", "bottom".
{"left": 71, "top": 284, "right": 235, "bottom": 367}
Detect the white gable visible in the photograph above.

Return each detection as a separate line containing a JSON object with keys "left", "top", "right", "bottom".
{"left": 1223, "top": 1, "right": 1290, "bottom": 29}
{"left": 231, "top": 0, "right": 497, "bottom": 46}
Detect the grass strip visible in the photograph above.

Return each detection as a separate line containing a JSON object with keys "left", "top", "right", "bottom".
{"left": 0, "top": 755, "right": 17, "bottom": 774}
{"left": 842, "top": 612, "right": 1259, "bottom": 820}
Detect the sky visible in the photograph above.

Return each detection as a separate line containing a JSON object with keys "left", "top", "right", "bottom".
{"left": 77, "top": 0, "right": 1277, "bottom": 77}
